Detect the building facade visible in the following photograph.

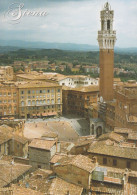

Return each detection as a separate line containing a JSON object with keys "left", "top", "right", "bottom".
{"left": 0, "top": 82, "right": 18, "bottom": 118}
{"left": 115, "top": 83, "right": 137, "bottom": 131}
{"left": 29, "top": 138, "right": 60, "bottom": 170}
{"left": 0, "top": 66, "right": 14, "bottom": 82}
{"left": 62, "top": 85, "right": 99, "bottom": 117}
{"left": 17, "top": 81, "right": 62, "bottom": 119}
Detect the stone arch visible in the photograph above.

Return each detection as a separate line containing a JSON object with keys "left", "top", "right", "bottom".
{"left": 91, "top": 124, "right": 95, "bottom": 135}
{"left": 96, "top": 126, "right": 103, "bottom": 137}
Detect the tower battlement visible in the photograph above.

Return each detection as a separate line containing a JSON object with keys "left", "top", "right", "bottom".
{"left": 98, "top": 2, "right": 116, "bottom": 50}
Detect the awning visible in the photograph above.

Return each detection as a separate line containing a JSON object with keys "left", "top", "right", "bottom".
{"left": 42, "top": 113, "right": 48, "bottom": 117}
{"left": 9, "top": 117, "right": 15, "bottom": 120}
{"left": 47, "top": 112, "right": 57, "bottom": 116}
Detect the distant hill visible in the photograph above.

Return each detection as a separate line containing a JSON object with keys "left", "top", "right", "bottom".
{"left": 0, "top": 40, "right": 137, "bottom": 54}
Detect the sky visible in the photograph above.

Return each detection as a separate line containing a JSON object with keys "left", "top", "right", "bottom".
{"left": 0, "top": 0, "right": 137, "bottom": 48}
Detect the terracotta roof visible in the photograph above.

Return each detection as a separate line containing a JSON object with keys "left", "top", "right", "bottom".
{"left": 104, "top": 176, "right": 122, "bottom": 184}
{"left": 98, "top": 132, "right": 125, "bottom": 143}
{"left": 16, "top": 81, "right": 60, "bottom": 89}
{"left": 60, "top": 142, "right": 75, "bottom": 154}
{"left": 88, "top": 140, "right": 137, "bottom": 160}
{"left": 0, "top": 125, "right": 29, "bottom": 145}
{"left": 41, "top": 131, "right": 58, "bottom": 139}
{"left": 0, "top": 160, "right": 31, "bottom": 187}
{"left": 128, "top": 132, "right": 137, "bottom": 140}
{"left": 0, "top": 125, "right": 13, "bottom": 132}
{"left": 50, "top": 153, "right": 67, "bottom": 164}
{"left": 16, "top": 72, "right": 67, "bottom": 82}
{"left": 13, "top": 134, "right": 29, "bottom": 144}
{"left": 91, "top": 181, "right": 124, "bottom": 194}
{"left": 0, "top": 133, "right": 11, "bottom": 145}
{"left": 48, "top": 177, "right": 83, "bottom": 195}
{"left": 114, "top": 127, "right": 132, "bottom": 134}
{"left": 12, "top": 186, "right": 43, "bottom": 195}
{"left": 74, "top": 139, "right": 94, "bottom": 147}
{"left": 19, "top": 169, "right": 53, "bottom": 193}
{"left": 29, "top": 139, "right": 56, "bottom": 150}
{"left": 128, "top": 115, "right": 137, "bottom": 122}
{"left": 63, "top": 85, "right": 99, "bottom": 92}
{"left": 57, "top": 154, "right": 96, "bottom": 173}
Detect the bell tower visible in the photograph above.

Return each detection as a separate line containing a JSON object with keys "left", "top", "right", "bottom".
{"left": 98, "top": 2, "right": 116, "bottom": 101}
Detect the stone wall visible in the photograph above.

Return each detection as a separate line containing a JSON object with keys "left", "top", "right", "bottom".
{"left": 53, "top": 164, "right": 91, "bottom": 189}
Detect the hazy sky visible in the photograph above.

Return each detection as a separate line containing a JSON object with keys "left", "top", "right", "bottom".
{"left": 0, "top": 0, "right": 137, "bottom": 47}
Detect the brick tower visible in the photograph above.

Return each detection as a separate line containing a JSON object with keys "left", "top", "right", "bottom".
{"left": 98, "top": 2, "right": 116, "bottom": 102}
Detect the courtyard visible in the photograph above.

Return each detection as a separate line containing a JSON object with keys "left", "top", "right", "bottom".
{"left": 24, "top": 115, "right": 90, "bottom": 142}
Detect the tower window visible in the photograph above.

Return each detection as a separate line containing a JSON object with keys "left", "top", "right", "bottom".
{"left": 107, "top": 20, "right": 110, "bottom": 30}
{"left": 101, "top": 20, "right": 104, "bottom": 30}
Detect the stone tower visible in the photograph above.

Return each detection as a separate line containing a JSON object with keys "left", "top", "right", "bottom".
{"left": 98, "top": 2, "right": 116, "bottom": 102}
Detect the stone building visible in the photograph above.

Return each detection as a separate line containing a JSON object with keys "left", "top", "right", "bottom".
{"left": 98, "top": 2, "right": 116, "bottom": 101}
{"left": 68, "top": 135, "right": 95, "bottom": 155}
{"left": 0, "top": 133, "right": 9, "bottom": 156}
{"left": 8, "top": 135, "right": 29, "bottom": 157}
{"left": 17, "top": 81, "right": 62, "bottom": 119}
{"left": 0, "top": 125, "right": 29, "bottom": 158}
{"left": 0, "top": 82, "right": 18, "bottom": 118}
{"left": 0, "top": 120, "right": 25, "bottom": 136}
{"left": 91, "top": 166, "right": 137, "bottom": 194}
{"left": 90, "top": 118, "right": 104, "bottom": 136}
{"left": 29, "top": 138, "right": 60, "bottom": 170}
{"left": 0, "top": 66, "right": 14, "bottom": 81}
{"left": 114, "top": 127, "right": 137, "bottom": 147}
{"left": 115, "top": 83, "right": 137, "bottom": 131}
{"left": 62, "top": 85, "right": 99, "bottom": 117}
{"left": 88, "top": 139, "right": 137, "bottom": 171}
{"left": 53, "top": 154, "right": 97, "bottom": 190}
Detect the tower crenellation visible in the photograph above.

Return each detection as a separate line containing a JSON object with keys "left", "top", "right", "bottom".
{"left": 98, "top": 2, "right": 116, "bottom": 50}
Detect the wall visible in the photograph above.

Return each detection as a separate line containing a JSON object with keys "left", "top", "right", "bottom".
{"left": 53, "top": 164, "right": 91, "bottom": 189}
{"left": 18, "top": 86, "right": 62, "bottom": 119}
{"left": 8, "top": 140, "right": 28, "bottom": 157}
{"left": 0, "top": 142, "right": 8, "bottom": 157}
{"left": 99, "top": 49, "right": 114, "bottom": 101}
{"left": 89, "top": 154, "right": 137, "bottom": 171}
{"left": 29, "top": 144, "right": 56, "bottom": 170}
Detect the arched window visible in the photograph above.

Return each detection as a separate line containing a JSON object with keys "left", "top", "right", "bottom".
{"left": 32, "top": 100, "right": 35, "bottom": 105}
{"left": 107, "top": 20, "right": 110, "bottom": 30}
{"left": 21, "top": 101, "right": 24, "bottom": 107}
{"left": 28, "top": 100, "right": 31, "bottom": 106}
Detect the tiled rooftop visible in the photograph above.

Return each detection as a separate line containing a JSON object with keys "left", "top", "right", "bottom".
{"left": 48, "top": 177, "right": 83, "bottom": 195}
{"left": 63, "top": 85, "right": 99, "bottom": 92}
{"left": 88, "top": 140, "right": 137, "bottom": 160}
{"left": 41, "top": 131, "right": 58, "bottom": 139}
{"left": 16, "top": 81, "right": 60, "bottom": 89}
{"left": 29, "top": 138, "right": 56, "bottom": 150}
{"left": 0, "top": 160, "right": 31, "bottom": 187}
{"left": 50, "top": 153, "right": 67, "bottom": 164}
{"left": 57, "top": 154, "right": 96, "bottom": 173}
{"left": 98, "top": 132, "right": 125, "bottom": 143}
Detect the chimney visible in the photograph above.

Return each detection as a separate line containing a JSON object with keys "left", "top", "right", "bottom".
{"left": 123, "top": 168, "right": 129, "bottom": 195}
{"left": 92, "top": 156, "right": 97, "bottom": 164}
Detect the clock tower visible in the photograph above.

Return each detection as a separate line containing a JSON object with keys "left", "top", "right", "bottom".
{"left": 98, "top": 2, "right": 116, "bottom": 101}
